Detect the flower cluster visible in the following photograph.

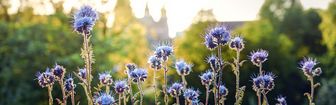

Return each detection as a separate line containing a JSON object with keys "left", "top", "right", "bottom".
{"left": 219, "top": 84, "right": 228, "bottom": 97}
{"left": 250, "top": 49, "right": 268, "bottom": 66}
{"left": 64, "top": 77, "right": 75, "bottom": 92}
{"left": 154, "top": 45, "right": 173, "bottom": 61}
{"left": 229, "top": 36, "right": 245, "bottom": 51}
{"left": 167, "top": 82, "right": 184, "bottom": 96}
{"left": 52, "top": 64, "right": 65, "bottom": 78}
{"left": 129, "top": 68, "right": 148, "bottom": 83}
{"left": 73, "top": 5, "right": 99, "bottom": 34}
{"left": 299, "top": 57, "right": 322, "bottom": 77}
{"left": 114, "top": 80, "right": 129, "bottom": 94}
{"left": 200, "top": 71, "right": 213, "bottom": 86}
{"left": 148, "top": 55, "right": 163, "bottom": 70}
{"left": 175, "top": 60, "right": 193, "bottom": 76}
{"left": 252, "top": 72, "right": 276, "bottom": 92}
{"left": 206, "top": 55, "right": 222, "bottom": 72}
{"left": 183, "top": 88, "right": 200, "bottom": 102}
{"left": 276, "top": 96, "right": 287, "bottom": 105}
{"left": 204, "top": 25, "right": 231, "bottom": 50}
{"left": 94, "top": 93, "right": 115, "bottom": 105}
{"left": 36, "top": 68, "right": 55, "bottom": 88}
{"left": 99, "top": 72, "right": 113, "bottom": 86}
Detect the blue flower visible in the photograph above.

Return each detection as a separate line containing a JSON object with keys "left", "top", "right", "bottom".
{"left": 99, "top": 72, "right": 113, "bottom": 86}
{"left": 204, "top": 34, "right": 218, "bottom": 50}
{"left": 199, "top": 71, "right": 213, "bottom": 85}
{"left": 167, "top": 82, "right": 183, "bottom": 96}
{"left": 78, "top": 68, "right": 87, "bottom": 79}
{"left": 114, "top": 80, "right": 129, "bottom": 94}
{"left": 276, "top": 96, "right": 287, "bottom": 105}
{"left": 219, "top": 84, "right": 228, "bottom": 96}
{"left": 125, "top": 63, "right": 137, "bottom": 75}
{"left": 94, "top": 92, "right": 115, "bottom": 105}
{"left": 208, "top": 25, "right": 231, "bottom": 45}
{"left": 154, "top": 45, "right": 173, "bottom": 61}
{"left": 249, "top": 49, "right": 268, "bottom": 66}
{"left": 73, "top": 5, "right": 98, "bottom": 34}
{"left": 251, "top": 72, "right": 276, "bottom": 92}
{"left": 299, "top": 57, "right": 321, "bottom": 77}
{"left": 183, "top": 88, "right": 200, "bottom": 101}
{"left": 191, "top": 99, "right": 200, "bottom": 105}
{"left": 148, "top": 55, "right": 163, "bottom": 70}
{"left": 206, "top": 55, "right": 222, "bottom": 72}
{"left": 129, "top": 68, "right": 148, "bottom": 83}
{"left": 64, "top": 76, "right": 76, "bottom": 92}
{"left": 36, "top": 68, "right": 55, "bottom": 88}
{"left": 229, "top": 36, "right": 244, "bottom": 51}
{"left": 175, "top": 60, "right": 193, "bottom": 76}
{"left": 52, "top": 64, "right": 65, "bottom": 78}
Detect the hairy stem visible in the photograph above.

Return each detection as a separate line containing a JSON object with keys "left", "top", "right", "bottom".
{"left": 128, "top": 78, "right": 134, "bottom": 104}
{"left": 175, "top": 94, "right": 180, "bottom": 105}
{"left": 262, "top": 92, "right": 269, "bottom": 105}
{"left": 137, "top": 81, "right": 143, "bottom": 105}
{"left": 59, "top": 78, "right": 67, "bottom": 105}
{"left": 259, "top": 63, "right": 263, "bottom": 75}
{"left": 181, "top": 75, "right": 187, "bottom": 105}
{"left": 82, "top": 33, "right": 93, "bottom": 105}
{"left": 309, "top": 77, "right": 314, "bottom": 105}
{"left": 257, "top": 91, "right": 261, "bottom": 105}
{"left": 123, "top": 93, "right": 127, "bottom": 105}
{"left": 205, "top": 85, "right": 210, "bottom": 105}
{"left": 71, "top": 91, "right": 75, "bottom": 105}
{"left": 48, "top": 86, "right": 53, "bottom": 105}
{"left": 82, "top": 85, "right": 93, "bottom": 105}
{"left": 119, "top": 94, "right": 122, "bottom": 105}
{"left": 235, "top": 51, "right": 240, "bottom": 102}
{"left": 153, "top": 69, "right": 157, "bottom": 105}
{"left": 164, "top": 65, "right": 168, "bottom": 105}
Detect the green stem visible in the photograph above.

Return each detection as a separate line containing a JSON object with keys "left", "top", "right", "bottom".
{"left": 235, "top": 51, "right": 240, "bottom": 102}
{"left": 259, "top": 63, "right": 263, "bottom": 75}
{"left": 82, "top": 33, "right": 93, "bottom": 105}
{"left": 182, "top": 75, "right": 187, "bottom": 105}
{"left": 175, "top": 94, "right": 180, "bottom": 105}
{"left": 153, "top": 69, "right": 157, "bottom": 105}
{"left": 106, "top": 86, "right": 110, "bottom": 93}
{"left": 309, "top": 77, "right": 314, "bottom": 105}
{"left": 205, "top": 85, "right": 209, "bottom": 105}
{"left": 137, "top": 81, "right": 143, "bottom": 105}
{"left": 71, "top": 91, "right": 75, "bottom": 105}
{"left": 48, "top": 86, "right": 53, "bottom": 105}
{"left": 164, "top": 65, "right": 168, "bottom": 105}
{"left": 262, "top": 92, "right": 269, "bottom": 105}
{"left": 128, "top": 78, "right": 134, "bottom": 104}
{"left": 59, "top": 78, "right": 67, "bottom": 105}
{"left": 119, "top": 94, "right": 122, "bottom": 105}
{"left": 123, "top": 93, "right": 127, "bottom": 105}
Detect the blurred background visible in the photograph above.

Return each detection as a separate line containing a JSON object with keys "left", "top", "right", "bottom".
{"left": 0, "top": 0, "right": 336, "bottom": 105}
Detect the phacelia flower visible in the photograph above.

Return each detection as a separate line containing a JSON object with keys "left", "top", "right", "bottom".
{"left": 125, "top": 63, "right": 137, "bottom": 75}
{"left": 219, "top": 84, "right": 228, "bottom": 97}
{"left": 299, "top": 57, "right": 322, "bottom": 77}
{"left": 175, "top": 60, "right": 193, "bottom": 76}
{"left": 206, "top": 55, "right": 222, "bottom": 71}
{"left": 73, "top": 5, "right": 98, "bottom": 35}
{"left": 252, "top": 72, "right": 276, "bottom": 92}
{"left": 36, "top": 68, "right": 55, "bottom": 88}
{"left": 229, "top": 36, "right": 244, "bottom": 51}
{"left": 250, "top": 49, "right": 268, "bottom": 66}
{"left": 64, "top": 76, "right": 76, "bottom": 92}
{"left": 78, "top": 68, "right": 87, "bottom": 79}
{"left": 191, "top": 99, "right": 200, "bottom": 105}
{"left": 167, "top": 82, "right": 183, "bottom": 96}
{"left": 199, "top": 71, "right": 213, "bottom": 85}
{"left": 207, "top": 25, "right": 231, "bottom": 45}
{"left": 129, "top": 68, "right": 148, "bottom": 83}
{"left": 148, "top": 55, "right": 163, "bottom": 70}
{"left": 114, "top": 80, "right": 129, "bottom": 94}
{"left": 94, "top": 93, "right": 115, "bottom": 105}
{"left": 204, "top": 34, "right": 218, "bottom": 50}
{"left": 52, "top": 64, "right": 65, "bottom": 78}
{"left": 276, "top": 96, "right": 287, "bottom": 105}
{"left": 99, "top": 72, "right": 113, "bottom": 86}
{"left": 154, "top": 45, "right": 173, "bottom": 61}
{"left": 183, "top": 88, "right": 200, "bottom": 101}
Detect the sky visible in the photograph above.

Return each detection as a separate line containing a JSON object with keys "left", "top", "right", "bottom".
{"left": 6, "top": 0, "right": 333, "bottom": 38}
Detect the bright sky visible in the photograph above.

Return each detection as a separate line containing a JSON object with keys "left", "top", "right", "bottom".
{"left": 6, "top": 0, "right": 333, "bottom": 38}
